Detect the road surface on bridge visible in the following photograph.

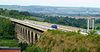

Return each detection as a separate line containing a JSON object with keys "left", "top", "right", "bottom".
{"left": 1, "top": 15, "right": 99, "bottom": 34}
{"left": 23, "top": 19, "right": 82, "bottom": 31}
{"left": 11, "top": 18, "right": 82, "bottom": 31}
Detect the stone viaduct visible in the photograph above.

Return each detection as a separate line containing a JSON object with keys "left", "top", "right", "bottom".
{"left": 11, "top": 18, "right": 49, "bottom": 44}
{"left": 2, "top": 16, "right": 99, "bottom": 44}
{"left": 10, "top": 18, "right": 97, "bottom": 44}
{"left": 0, "top": 15, "right": 99, "bottom": 44}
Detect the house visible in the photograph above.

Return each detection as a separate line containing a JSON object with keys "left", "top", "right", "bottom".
{"left": 0, "top": 47, "right": 21, "bottom": 52}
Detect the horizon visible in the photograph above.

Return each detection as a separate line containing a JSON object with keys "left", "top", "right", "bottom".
{"left": 0, "top": 4, "right": 100, "bottom": 8}
{"left": 0, "top": 0, "right": 100, "bottom": 8}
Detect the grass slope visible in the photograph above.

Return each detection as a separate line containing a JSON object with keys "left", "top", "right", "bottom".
{"left": 36, "top": 30, "right": 100, "bottom": 52}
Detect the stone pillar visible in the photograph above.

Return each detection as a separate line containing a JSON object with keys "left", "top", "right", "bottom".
{"left": 25, "top": 29, "right": 27, "bottom": 41}
{"left": 22, "top": 27, "right": 24, "bottom": 39}
{"left": 19, "top": 26, "right": 21, "bottom": 34}
{"left": 87, "top": 18, "right": 95, "bottom": 32}
{"left": 17, "top": 25, "right": 19, "bottom": 33}
{"left": 26, "top": 29, "right": 29, "bottom": 43}
{"left": 21, "top": 27, "right": 23, "bottom": 34}
{"left": 28, "top": 30, "right": 30, "bottom": 43}
{"left": 31, "top": 32, "right": 33, "bottom": 44}
{"left": 92, "top": 18, "right": 95, "bottom": 30}
{"left": 22, "top": 27, "right": 24, "bottom": 34}
{"left": 15, "top": 24, "right": 17, "bottom": 33}
{"left": 38, "top": 34, "right": 40, "bottom": 39}
{"left": 33, "top": 32, "right": 35, "bottom": 44}
{"left": 29, "top": 30, "right": 32, "bottom": 43}
{"left": 17, "top": 25, "right": 20, "bottom": 33}
{"left": 23, "top": 28, "right": 26, "bottom": 39}
{"left": 19, "top": 25, "right": 21, "bottom": 34}
{"left": 87, "top": 19, "right": 90, "bottom": 32}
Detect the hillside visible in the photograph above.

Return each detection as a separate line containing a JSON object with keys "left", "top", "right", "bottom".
{"left": 0, "top": 6, "right": 100, "bottom": 52}
{"left": 0, "top": 17, "right": 18, "bottom": 47}
{"left": 25, "top": 30, "right": 100, "bottom": 52}
{"left": 0, "top": 5, "right": 100, "bottom": 16}
{"left": 0, "top": 8, "right": 100, "bottom": 29}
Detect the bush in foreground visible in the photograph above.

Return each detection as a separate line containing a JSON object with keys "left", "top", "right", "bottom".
{"left": 35, "top": 30, "right": 100, "bottom": 52}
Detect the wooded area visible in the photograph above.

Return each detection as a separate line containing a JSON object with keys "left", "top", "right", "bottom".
{"left": 0, "top": 8, "right": 100, "bottom": 52}
{"left": 0, "top": 8, "right": 100, "bottom": 29}
{"left": 0, "top": 17, "right": 18, "bottom": 47}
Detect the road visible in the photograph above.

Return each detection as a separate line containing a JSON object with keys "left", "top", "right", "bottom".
{"left": 24, "top": 20, "right": 81, "bottom": 31}
{"left": 0, "top": 15, "right": 99, "bottom": 35}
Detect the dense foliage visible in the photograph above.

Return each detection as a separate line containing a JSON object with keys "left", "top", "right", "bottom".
{"left": 44, "top": 16, "right": 87, "bottom": 28}
{"left": 23, "top": 30, "right": 100, "bottom": 52}
{"left": 25, "top": 45, "right": 49, "bottom": 52}
{"left": 95, "top": 19, "right": 100, "bottom": 30}
{"left": 0, "top": 8, "right": 100, "bottom": 52}
{"left": 0, "top": 17, "right": 15, "bottom": 39}
{"left": 0, "top": 39, "right": 18, "bottom": 47}
{"left": 0, "top": 8, "right": 100, "bottom": 29}
{"left": 0, "top": 8, "right": 39, "bottom": 21}
{"left": 96, "top": 19, "right": 100, "bottom": 24}
{"left": 0, "top": 17, "right": 18, "bottom": 47}
{"left": 35, "top": 30, "right": 100, "bottom": 52}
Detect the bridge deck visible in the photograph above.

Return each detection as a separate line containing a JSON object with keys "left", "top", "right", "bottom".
{"left": 10, "top": 18, "right": 50, "bottom": 32}
{"left": 10, "top": 18, "right": 82, "bottom": 32}
{"left": 1, "top": 15, "right": 100, "bottom": 34}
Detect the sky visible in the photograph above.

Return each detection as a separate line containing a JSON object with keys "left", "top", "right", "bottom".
{"left": 0, "top": 0, "right": 100, "bottom": 8}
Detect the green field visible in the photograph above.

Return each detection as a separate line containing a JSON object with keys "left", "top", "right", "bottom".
{"left": 0, "top": 39, "right": 18, "bottom": 47}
